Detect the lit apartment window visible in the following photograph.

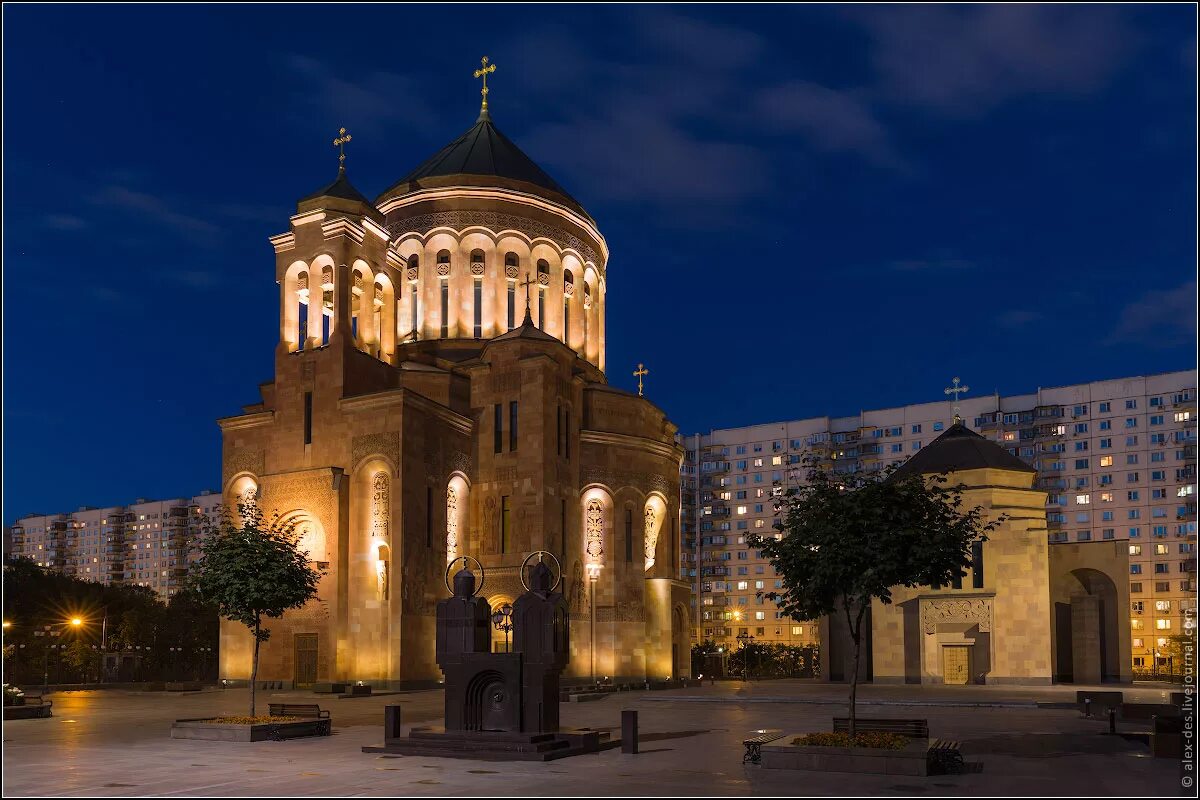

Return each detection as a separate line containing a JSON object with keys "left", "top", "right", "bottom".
{"left": 1133, "top": 638, "right": 1144, "bottom": 648}
{"left": 1156, "top": 619, "right": 1172, "bottom": 630}
{"left": 1100, "top": 456, "right": 1113, "bottom": 467}
{"left": 1176, "top": 411, "right": 1192, "bottom": 423}
{"left": 1131, "top": 619, "right": 1145, "bottom": 630}
{"left": 1155, "top": 600, "right": 1171, "bottom": 612}
{"left": 1075, "top": 494, "right": 1090, "bottom": 505}
{"left": 792, "top": 626, "right": 803, "bottom": 636}
{"left": 1129, "top": 545, "right": 1142, "bottom": 555}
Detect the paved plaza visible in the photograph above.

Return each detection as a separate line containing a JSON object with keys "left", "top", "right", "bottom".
{"left": 2, "top": 680, "right": 1185, "bottom": 796}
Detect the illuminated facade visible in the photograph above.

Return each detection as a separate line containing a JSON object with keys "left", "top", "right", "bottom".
{"left": 683, "top": 370, "right": 1195, "bottom": 673}
{"left": 7, "top": 491, "right": 222, "bottom": 598}
{"left": 217, "top": 95, "right": 689, "bottom": 687}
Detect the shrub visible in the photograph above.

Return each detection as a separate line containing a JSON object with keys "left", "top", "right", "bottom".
{"left": 792, "top": 731, "right": 909, "bottom": 750}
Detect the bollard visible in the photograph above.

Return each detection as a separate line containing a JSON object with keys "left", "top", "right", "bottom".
{"left": 1108, "top": 707, "right": 1116, "bottom": 734}
{"left": 622, "top": 709, "right": 638, "bottom": 754}
{"left": 1083, "top": 698, "right": 1091, "bottom": 718}
{"left": 384, "top": 704, "right": 403, "bottom": 743}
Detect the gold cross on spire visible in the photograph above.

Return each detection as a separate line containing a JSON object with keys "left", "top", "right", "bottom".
{"left": 473, "top": 56, "right": 497, "bottom": 115}
{"left": 944, "top": 376, "right": 970, "bottom": 424}
{"left": 519, "top": 271, "right": 535, "bottom": 307}
{"left": 634, "top": 363, "right": 650, "bottom": 397}
{"left": 333, "top": 127, "right": 352, "bottom": 170}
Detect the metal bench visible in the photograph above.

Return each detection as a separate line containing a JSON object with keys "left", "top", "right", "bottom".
{"left": 267, "top": 703, "right": 331, "bottom": 735}
{"left": 832, "top": 717, "right": 929, "bottom": 739}
{"left": 742, "top": 729, "right": 786, "bottom": 764}
{"left": 928, "top": 738, "right": 965, "bottom": 773}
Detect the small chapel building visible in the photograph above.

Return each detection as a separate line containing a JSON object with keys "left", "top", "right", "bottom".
{"left": 217, "top": 73, "right": 691, "bottom": 688}
{"left": 820, "top": 421, "right": 1131, "bottom": 685}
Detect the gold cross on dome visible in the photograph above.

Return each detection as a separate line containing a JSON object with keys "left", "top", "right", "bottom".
{"left": 634, "top": 363, "right": 649, "bottom": 397}
{"left": 944, "top": 376, "right": 970, "bottom": 423}
{"left": 473, "top": 56, "right": 497, "bottom": 113}
{"left": 333, "top": 127, "right": 352, "bottom": 168}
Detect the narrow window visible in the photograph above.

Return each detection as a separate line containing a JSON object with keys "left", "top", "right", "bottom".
{"left": 298, "top": 298, "right": 308, "bottom": 351}
{"left": 501, "top": 496, "right": 511, "bottom": 553}
{"left": 560, "top": 499, "right": 566, "bottom": 558}
{"left": 426, "top": 486, "right": 432, "bottom": 548}
{"left": 473, "top": 279, "right": 482, "bottom": 338}
{"left": 410, "top": 283, "right": 420, "bottom": 340}
{"left": 625, "top": 509, "right": 633, "bottom": 562}
{"left": 972, "top": 541, "right": 985, "bottom": 588}
{"left": 538, "top": 288, "right": 544, "bottom": 328}
{"left": 507, "top": 283, "right": 515, "bottom": 330}
{"left": 509, "top": 401, "right": 518, "bottom": 451}
{"left": 322, "top": 292, "right": 332, "bottom": 344}
{"left": 564, "top": 407, "right": 571, "bottom": 460}
{"left": 440, "top": 281, "right": 449, "bottom": 338}
{"left": 494, "top": 403, "right": 502, "bottom": 454}
{"left": 303, "top": 392, "right": 313, "bottom": 445}
{"left": 563, "top": 299, "right": 570, "bottom": 345}
{"left": 556, "top": 404, "right": 563, "bottom": 456}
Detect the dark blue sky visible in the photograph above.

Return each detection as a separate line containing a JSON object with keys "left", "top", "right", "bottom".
{"left": 4, "top": 4, "right": 1196, "bottom": 518}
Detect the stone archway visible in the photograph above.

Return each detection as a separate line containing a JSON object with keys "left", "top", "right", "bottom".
{"left": 1054, "top": 568, "right": 1121, "bottom": 683}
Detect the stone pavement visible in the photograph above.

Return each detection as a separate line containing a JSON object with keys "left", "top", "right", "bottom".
{"left": 2, "top": 681, "right": 1185, "bottom": 796}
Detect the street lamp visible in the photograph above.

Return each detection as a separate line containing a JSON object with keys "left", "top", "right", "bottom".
{"left": 491, "top": 604, "right": 514, "bottom": 653}
{"left": 735, "top": 631, "right": 755, "bottom": 682}
{"left": 32, "top": 625, "right": 62, "bottom": 692}
{"left": 586, "top": 563, "right": 602, "bottom": 685}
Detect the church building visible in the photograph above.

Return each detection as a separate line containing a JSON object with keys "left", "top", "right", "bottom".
{"left": 821, "top": 421, "right": 1132, "bottom": 685}
{"left": 217, "top": 63, "right": 691, "bottom": 687}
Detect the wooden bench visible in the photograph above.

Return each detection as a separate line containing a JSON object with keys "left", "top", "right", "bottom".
{"left": 267, "top": 703, "right": 331, "bottom": 735}
{"left": 928, "top": 738, "right": 965, "bottom": 774}
{"left": 742, "top": 729, "right": 786, "bottom": 764}
{"left": 832, "top": 717, "right": 929, "bottom": 739}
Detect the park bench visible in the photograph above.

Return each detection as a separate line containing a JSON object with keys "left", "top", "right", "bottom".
{"left": 268, "top": 703, "right": 331, "bottom": 735}
{"left": 832, "top": 717, "right": 929, "bottom": 739}
{"left": 742, "top": 729, "right": 786, "bottom": 764}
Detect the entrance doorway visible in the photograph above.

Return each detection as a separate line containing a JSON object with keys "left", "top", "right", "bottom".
{"left": 294, "top": 634, "right": 318, "bottom": 687}
{"left": 942, "top": 645, "right": 970, "bottom": 684}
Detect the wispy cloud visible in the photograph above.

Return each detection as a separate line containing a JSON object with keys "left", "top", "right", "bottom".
{"left": 997, "top": 309, "right": 1042, "bottom": 329}
{"left": 754, "top": 81, "right": 906, "bottom": 170}
{"left": 43, "top": 213, "right": 88, "bottom": 231}
{"left": 1107, "top": 280, "right": 1197, "bottom": 347}
{"left": 90, "top": 185, "right": 220, "bottom": 241}
{"left": 851, "top": 5, "right": 1132, "bottom": 117}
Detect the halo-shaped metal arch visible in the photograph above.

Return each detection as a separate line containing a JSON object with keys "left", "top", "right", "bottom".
{"left": 519, "top": 550, "right": 563, "bottom": 593}
{"left": 443, "top": 555, "right": 486, "bottom": 597}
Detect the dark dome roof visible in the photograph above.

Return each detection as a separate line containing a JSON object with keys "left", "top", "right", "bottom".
{"left": 299, "top": 165, "right": 371, "bottom": 205}
{"left": 376, "top": 113, "right": 588, "bottom": 218}
{"left": 893, "top": 422, "right": 1036, "bottom": 478}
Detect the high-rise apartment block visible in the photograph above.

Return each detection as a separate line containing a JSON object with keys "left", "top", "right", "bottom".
{"left": 681, "top": 370, "right": 1196, "bottom": 671}
{"left": 7, "top": 491, "right": 223, "bottom": 598}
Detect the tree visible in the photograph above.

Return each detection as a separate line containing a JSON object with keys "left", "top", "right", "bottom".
{"left": 749, "top": 458, "right": 999, "bottom": 736}
{"left": 188, "top": 503, "right": 325, "bottom": 716}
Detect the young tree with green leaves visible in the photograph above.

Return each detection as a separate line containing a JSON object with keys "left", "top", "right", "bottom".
{"left": 189, "top": 503, "right": 325, "bottom": 716}
{"left": 749, "top": 458, "right": 999, "bottom": 735}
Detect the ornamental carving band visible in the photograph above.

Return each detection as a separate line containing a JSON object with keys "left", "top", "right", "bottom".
{"left": 921, "top": 597, "right": 993, "bottom": 634}
{"left": 585, "top": 498, "right": 604, "bottom": 562}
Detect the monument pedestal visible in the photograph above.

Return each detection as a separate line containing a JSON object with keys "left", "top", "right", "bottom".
{"left": 362, "top": 727, "right": 605, "bottom": 761}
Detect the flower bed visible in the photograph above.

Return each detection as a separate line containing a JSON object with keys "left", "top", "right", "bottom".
{"left": 761, "top": 732, "right": 930, "bottom": 775}
{"left": 171, "top": 716, "right": 330, "bottom": 742}
{"left": 792, "top": 731, "right": 909, "bottom": 750}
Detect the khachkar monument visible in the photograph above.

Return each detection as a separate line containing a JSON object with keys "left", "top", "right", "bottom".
{"left": 364, "top": 554, "right": 601, "bottom": 759}
{"left": 216, "top": 58, "right": 691, "bottom": 689}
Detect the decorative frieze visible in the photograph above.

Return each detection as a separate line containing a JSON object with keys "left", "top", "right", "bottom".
{"left": 921, "top": 597, "right": 993, "bottom": 634}
{"left": 580, "top": 467, "right": 672, "bottom": 495}
{"left": 224, "top": 448, "right": 265, "bottom": 479}
{"left": 385, "top": 210, "right": 602, "bottom": 267}
{"left": 352, "top": 432, "right": 400, "bottom": 470}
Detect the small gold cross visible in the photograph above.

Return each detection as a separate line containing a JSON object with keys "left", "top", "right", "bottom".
{"left": 473, "top": 56, "right": 497, "bottom": 113}
{"left": 633, "top": 363, "right": 649, "bottom": 397}
{"left": 519, "top": 270, "right": 535, "bottom": 306}
{"left": 333, "top": 127, "right": 352, "bottom": 168}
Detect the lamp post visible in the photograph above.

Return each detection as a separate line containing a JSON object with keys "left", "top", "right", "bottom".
{"left": 735, "top": 631, "right": 755, "bottom": 682}
{"left": 586, "top": 563, "right": 602, "bottom": 684}
{"left": 32, "top": 626, "right": 62, "bottom": 693}
{"left": 491, "top": 604, "right": 514, "bottom": 653}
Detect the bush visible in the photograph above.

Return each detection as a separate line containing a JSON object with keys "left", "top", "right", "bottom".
{"left": 792, "top": 731, "right": 909, "bottom": 750}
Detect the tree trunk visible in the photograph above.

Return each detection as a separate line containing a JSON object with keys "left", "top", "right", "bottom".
{"left": 249, "top": 620, "right": 260, "bottom": 718}
{"left": 844, "top": 597, "right": 868, "bottom": 739}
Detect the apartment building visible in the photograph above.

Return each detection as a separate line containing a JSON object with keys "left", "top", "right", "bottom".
{"left": 8, "top": 490, "right": 223, "bottom": 599}
{"left": 681, "top": 370, "right": 1197, "bottom": 671}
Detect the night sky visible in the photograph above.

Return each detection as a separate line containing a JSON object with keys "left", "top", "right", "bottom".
{"left": 4, "top": 4, "right": 1196, "bottom": 518}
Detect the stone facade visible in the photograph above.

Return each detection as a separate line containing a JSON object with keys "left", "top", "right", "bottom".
{"left": 217, "top": 114, "right": 689, "bottom": 687}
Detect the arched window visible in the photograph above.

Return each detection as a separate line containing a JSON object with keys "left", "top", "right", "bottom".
{"left": 536, "top": 259, "right": 550, "bottom": 328}
{"left": 505, "top": 253, "right": 519, "bottom": 330}
{"left": 470, "top": 249, "right": 485, "bottom": 339}
{"left": 562, "top": 268, "right": 574, "bottom": 347}
{"left": 625, "top": 508, "right": 633, "bottom": 563}
{"left": 351, "top": 269, "right": 364, "bottom": 343}
{"left": 296, "top": 270, "right": 309, "bottom": 351}
{"left": 437, "top": 250, "right": 451, "bottom": 338}
{"left": 406, "top": 255, "right": 419, "bottom": 341}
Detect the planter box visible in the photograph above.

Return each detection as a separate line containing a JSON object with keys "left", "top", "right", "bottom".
{"left": 761, "top": 735, "right": 929, "bottom": 776}
{"left": 171, "top": 718, "right": 330, "bottom": 742}
{"left": 4, "top": 704, "right": 52, "bottom": 720}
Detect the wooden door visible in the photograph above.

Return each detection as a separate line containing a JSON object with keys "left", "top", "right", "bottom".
{"left": 294, "top": 634, "right": 318, "bottom": 687}
{"left": 942, "top": 645, "right": 970, "bottom": 685}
